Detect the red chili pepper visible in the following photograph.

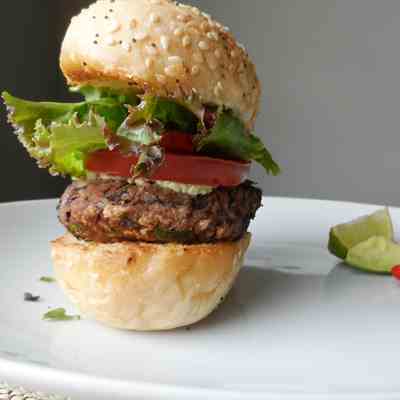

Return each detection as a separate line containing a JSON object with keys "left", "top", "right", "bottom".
{"left": 391, "top": 265, "right": 400, "bottom": 280}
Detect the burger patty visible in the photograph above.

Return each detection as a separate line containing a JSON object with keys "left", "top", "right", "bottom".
{"left": 58, "top": 180, "right": 262, "bottom": 244}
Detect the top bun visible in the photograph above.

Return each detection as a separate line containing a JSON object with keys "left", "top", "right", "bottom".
{"left": 60, "top": 0, "right": 260, "bottom": 127}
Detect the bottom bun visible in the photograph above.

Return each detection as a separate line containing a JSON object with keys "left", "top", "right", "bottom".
{"left": 51, "top": 233, "right": 250, "bottom": 331}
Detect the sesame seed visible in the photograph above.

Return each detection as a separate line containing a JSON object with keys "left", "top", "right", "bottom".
{"left": 145, "top": 58, "right": 154, "bottom": 68}
{"left": 105, "top": 36, "right": 116, "bottom": 46}
{"left": 106, "top": 19, "right": 120, "bottom": 33}
{"left": 192, "top": 7, "right": 201, "bottom": 16}
{"left": 145, "top": 45, "right": 158, "bottom": 55}
{"left": 207, "top": 57, "right": 218, "bottom": 71}
{"left": 240, "top": 76, "right": 247, "bottom": 86}
{"left": 200, "top": 21, "right": 209, "bottom": 31}
{"left": 198, "top": 41, "right": 209, "bottom": 51}
{"left": 214, "top": 82, "right": 223, "bottom": 97}
{"left": 207, "top": 31, "right": 218, "bottom": 41}
{"left": 191, "top": 65, "right": 200, "bottom": 76}
{"left": 182, "top": 35, "right": 191, "bottom": 47}
{"left": 130, "top": 18, "right": 138, "bottom": 29}
{"left": 177, "top": 14, "right": 190, "bottom": 22}
{"left": 156, "top": 74, "right": 167, "bottom": 84}
{"left": 93, "top": 40, "right": 98, "bottom": 44}
{"left": 135, "top": 32, "right": 148, "bottom": 41}
{"left": 185, "top": 20, "right": 197, "bottom": 29}
{"left": 122, "top": 42, "right": 132, "bottom": 52}
{"left": 149, "top": 13, "right": 161, "bottom": 24}
{"left": 230, "top": 50, "right": 237, "bottom": 58}
{"left": 160, "top": 36, "right": 170, "bottom": 50}
{"left": 214, "top": 49, "right": 222, "bottom": 59}
{"left": 165, "top": 64, "right": 183, "bottom": 77}
{"left": 174, "top": 27, "right": 184, "bottom": 36}
{"left": 193, "top": 52, "right": 204, "bottom": 63}
{"left": 208, "top": 56, "right": 218, "bottom": 70}
{"left": 187, "top": 27, "right": 199, "bottom": 37}
{"left": 168, "top": 55, "right": 183, "bottom": 64}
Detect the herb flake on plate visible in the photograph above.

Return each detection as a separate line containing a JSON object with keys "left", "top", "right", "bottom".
{"left": 40, "top": 276, "right": 56, "bottom": 283}
{"left": 43, "top": 308, "right": 80, "bottom": 321}
{"left": 24, "top": 292, "right": 40, "bottom": 302}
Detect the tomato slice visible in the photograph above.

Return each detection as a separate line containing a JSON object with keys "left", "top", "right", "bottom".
{"left": 160, "top": 131, "right": 195, "bottom": 154}
{"left": 86, "top": 150, "right": 250, "bottom": 187}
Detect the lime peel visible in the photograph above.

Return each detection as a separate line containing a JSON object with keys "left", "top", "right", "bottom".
{"left": 346, "top": 236, "right": 400, "bottom": 274}
{"left": 328, "top": 208, "right": 394, "bottom": 260}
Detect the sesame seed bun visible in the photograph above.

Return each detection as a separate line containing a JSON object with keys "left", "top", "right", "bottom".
{"left": 51, "top": 233, "right": 250, "bottom": 331}
{"left": 60, "top": 0, "right": 261, "bottom": 127}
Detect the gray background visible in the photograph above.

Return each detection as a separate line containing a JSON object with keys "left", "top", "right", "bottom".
{"left": 1, "top": 0, "right": 400, "bottom": 205}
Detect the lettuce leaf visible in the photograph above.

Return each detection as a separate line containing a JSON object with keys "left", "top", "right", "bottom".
{"left": 197, "top": 111, "right": 281, "bottom": 175}
{"left": 48, "top": 116, "right": 107, "bottom": 177}
{"left": 2, "top": 88, "right": 138, "bottom": 141}
{"left": 72, "top": 86, "right": 139, "bottom": 132}
{"left": 5, "top": 105, "right": 107, "bottom": 177}
{"left": 2, "top": 91, "right": 82, "bottom": 147}
{"left": 73, "top": 85, "right": 139, "bottom": 105}
{"left": 128, "top": 95, "right": 198, "bottom": 133}
{"left": 2, "top": 90, "right": 137, "bottom": 177}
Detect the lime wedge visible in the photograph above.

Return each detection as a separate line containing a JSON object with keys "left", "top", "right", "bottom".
{"left": 328, "top": 208, "right": 393, "bottom": 259}
{"left": 346, "top": 236, "right": 400, "bottom": 274}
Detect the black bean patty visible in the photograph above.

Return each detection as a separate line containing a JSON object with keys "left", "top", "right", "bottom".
{"left": 58, "top": 180, "right": 262, "bottom": 244}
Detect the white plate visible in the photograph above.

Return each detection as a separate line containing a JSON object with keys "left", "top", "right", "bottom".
{"left": 0, "top": 197, "right": 399, "bottom": 400}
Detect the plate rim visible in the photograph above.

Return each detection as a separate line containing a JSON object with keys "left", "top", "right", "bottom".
{"left": 2, "top": 357, "right": 400, "bottom": 400}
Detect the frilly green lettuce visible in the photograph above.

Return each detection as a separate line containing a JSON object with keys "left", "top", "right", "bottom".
{"left": 30, "top": 115, "right": 106, "bottom": 177}
{"left": 197, "top": 111, "right": 281, "bottom": 176}
{"left": 127, "top": 95, "right": 198, "bottom": 133}
{"left": 2, "top": 89, "right": 134, "bottom": 177}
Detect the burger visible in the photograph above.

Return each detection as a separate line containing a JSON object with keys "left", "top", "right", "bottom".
{"left": 2, "top": 0, "right": 280, "bottom": 331}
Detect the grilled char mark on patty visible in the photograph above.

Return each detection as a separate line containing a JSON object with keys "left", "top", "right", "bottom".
{"left": 58, "top": 180, "right": 262, "bottom": 244}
